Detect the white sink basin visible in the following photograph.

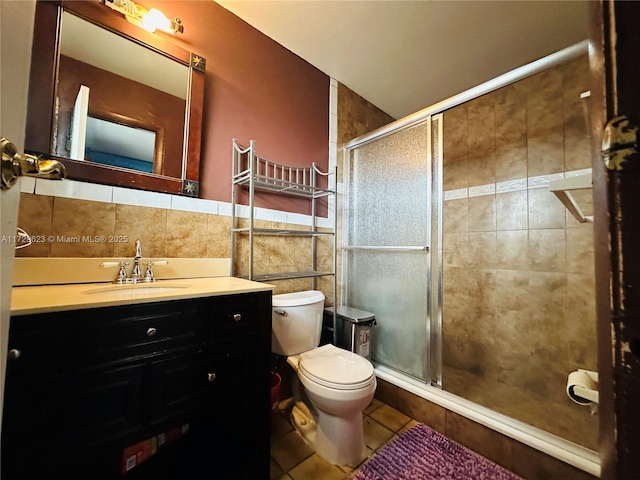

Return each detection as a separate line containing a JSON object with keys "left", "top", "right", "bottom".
{"left": 83, "top": 283, "right": 189, "bottom": 296}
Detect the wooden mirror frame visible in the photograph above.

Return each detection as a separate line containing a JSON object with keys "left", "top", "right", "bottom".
{"left": 25, "top": 0, "right": 205, "bottom": 197}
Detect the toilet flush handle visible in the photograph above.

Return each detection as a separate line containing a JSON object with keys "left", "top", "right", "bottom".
{"left": 274, "top": 310, "right": 288, "bottom": 316}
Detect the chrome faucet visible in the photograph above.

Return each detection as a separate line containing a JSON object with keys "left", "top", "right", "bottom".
{"left": 130, "top": 239, "right": 142, "bottom": 281}
{"left": 104, "top": 239, "right": 165, "bottom": 283}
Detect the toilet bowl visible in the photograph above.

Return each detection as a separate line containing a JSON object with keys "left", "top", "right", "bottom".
{"left": 289, "top": 344, "right": 376, "bottom": 465}
{"left": 272, "top": 290, "right": 377, "bottom": 466}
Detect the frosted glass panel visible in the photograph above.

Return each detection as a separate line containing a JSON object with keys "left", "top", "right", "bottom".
{"left": 344, "top": 121, "right": 430, "bottom": 381}
{"left": 347, "top": 123, "right": 429, "bottom": 247}
{"left": 346, "top": 250, "right": 428, "bottom": 379}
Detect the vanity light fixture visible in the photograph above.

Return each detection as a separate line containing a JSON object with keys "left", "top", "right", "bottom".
{"left": 102, "top": 0, "right": 184, "bottom": 35}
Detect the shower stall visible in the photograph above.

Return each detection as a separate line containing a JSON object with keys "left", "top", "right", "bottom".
{"left": 341, "top": 41, "right": 598, "bottom": 475}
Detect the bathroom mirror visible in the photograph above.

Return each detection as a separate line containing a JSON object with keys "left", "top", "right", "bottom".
{"left": 25, "top": 0, "right": 205, "bottom": 196}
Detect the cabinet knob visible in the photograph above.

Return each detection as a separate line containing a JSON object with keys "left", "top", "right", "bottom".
{"left": 7, "top": 349, "right": 21, "bottom": 361}
{"left": 233, "top": 313, "right": 242, "bottom": 322}
{"left": 146, "top": 327, "right": 157, "bottom": 337}
{"left": 207, "top": 372, "right": 217, "bottom": 382}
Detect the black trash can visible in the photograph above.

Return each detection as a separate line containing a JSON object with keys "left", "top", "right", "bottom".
{"left": 324, "top": 305, "right": 376, "bottom": 360}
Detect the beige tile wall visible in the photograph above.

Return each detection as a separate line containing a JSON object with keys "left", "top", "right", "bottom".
{"left": 337, "top": 83, "right": 395, "bottom": 146}
{"left": 16, "top": 195, "right": 230, "bottom": 259}
{"left": 16, "top": 194, "right": 336, "bottom": 297}
{"left": 441, "top": 54, "right": 597, "bottom": 447}
{"left": 231, "top": 218, "right": 335, "bottom": 296}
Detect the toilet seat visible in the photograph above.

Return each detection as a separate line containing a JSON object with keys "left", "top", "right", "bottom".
{"left": 298, "top": 344, "right": 375, "bottom": 391}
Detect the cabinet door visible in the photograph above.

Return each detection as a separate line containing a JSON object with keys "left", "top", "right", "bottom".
{"left": 149, "top": 341, "right": 254, "bottom": 428}
{"left": 2, "top": 362, "right": 145, "bottom": 479}
{"left": 208, "top": 294, "right": 260, "bottom": 341}
{"left": 5, "top": 311, "right": 75, "bottom": 376}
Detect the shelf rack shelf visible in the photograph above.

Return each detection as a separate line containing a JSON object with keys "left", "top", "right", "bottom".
{"left": 231, "top": 139, "right": 337, "bottom": 307}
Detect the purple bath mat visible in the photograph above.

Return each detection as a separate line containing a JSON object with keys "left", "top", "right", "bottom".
{"left": 351, "top": 423, "right": 522, "bottom": 480}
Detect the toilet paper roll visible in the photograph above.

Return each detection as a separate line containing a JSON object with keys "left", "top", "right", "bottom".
{"left": 566, "top": 370, "right": 598, "bottom": 405}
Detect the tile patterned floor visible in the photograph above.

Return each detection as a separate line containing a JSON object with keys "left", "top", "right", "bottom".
{"left": 270, "top": 397, "right": 419, "bottom": 480}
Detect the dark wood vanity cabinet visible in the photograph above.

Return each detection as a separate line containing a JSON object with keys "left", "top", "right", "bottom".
{"left": 1, "top": 291, "right": 271, "bottom": 480}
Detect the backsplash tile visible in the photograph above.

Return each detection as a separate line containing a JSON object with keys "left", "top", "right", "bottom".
{"left": 16, "top": 191, "right": 335, "bottom": 296}
{"left": 50, "top": 197, "right": 116, "bottom": 257}
{"left": 171, "top": 194, "right": 217, "bottom": 214}
{"left": 206, "top": 214, "right": 231, "bottom": 258}
{"left": 20, "top": 176, "right": 36, "bottom": 194}
{"left": 112, "top": 186, "right": 172, "bottom": 209}
{"left": 113, "top": 204, "right": 167, "bottom": 258}
{"left": 16, "top": 193, "right": 53, "bottom": 257}
{"left": 165, "top": 209, "right": 209, "bottom": 258}
{"left": 36, "top": 177, "right": 113, "bottom": 202}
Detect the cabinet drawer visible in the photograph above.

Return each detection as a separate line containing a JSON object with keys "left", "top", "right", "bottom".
{"left": 79, "top": 300, "right": 207, "bottom": 365}
{"left": 208, "top": 294, "right": 259, "bottom": 341}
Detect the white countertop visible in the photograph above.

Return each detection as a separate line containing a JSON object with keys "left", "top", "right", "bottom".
{"left": 11, "top": 277, "right": 275, "bottom": 316}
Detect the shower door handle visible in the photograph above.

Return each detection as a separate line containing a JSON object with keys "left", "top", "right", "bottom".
{"left": 342, "top": 245, "right": 429, "bottom": 252}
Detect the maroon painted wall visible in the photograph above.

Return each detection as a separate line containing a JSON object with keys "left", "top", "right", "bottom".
{"left": 142, "top": 1, "right": 330, "bottom": 214}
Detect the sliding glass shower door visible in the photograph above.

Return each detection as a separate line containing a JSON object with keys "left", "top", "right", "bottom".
{"left": 342, "top": 118, "right": 441, "bottom": 383}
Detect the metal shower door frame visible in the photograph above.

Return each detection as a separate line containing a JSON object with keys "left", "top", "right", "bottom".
{"left": 340, "top": 114, "right": 443, "bottom": 387}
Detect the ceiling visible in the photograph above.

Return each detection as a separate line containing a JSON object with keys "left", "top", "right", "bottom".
{"left": 215, "top": 0, "right": 589, "bottom": 120}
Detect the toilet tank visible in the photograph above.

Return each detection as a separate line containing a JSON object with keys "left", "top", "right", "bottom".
{"left": 272, "top": 290, "right": 325, "bottom": 356}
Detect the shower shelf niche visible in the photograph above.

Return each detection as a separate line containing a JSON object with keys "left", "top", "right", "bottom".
{"left": 230, "top": 139, "right": 337, "bottom": 301}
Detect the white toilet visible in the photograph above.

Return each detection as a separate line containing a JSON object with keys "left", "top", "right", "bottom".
{"left": 272, "top": 290, "right": 376, "bottom": 466}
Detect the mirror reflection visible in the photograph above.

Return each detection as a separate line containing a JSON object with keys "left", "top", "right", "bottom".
{"left": 54, "top": 11, "right": 188, "bottom": 177}
{"left": 85, "top": 117, "right": 156, "bottom": 172}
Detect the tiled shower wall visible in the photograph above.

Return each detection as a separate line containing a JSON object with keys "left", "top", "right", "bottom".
{"left": 441, "top": 54, "right": 597, "bottom": 448}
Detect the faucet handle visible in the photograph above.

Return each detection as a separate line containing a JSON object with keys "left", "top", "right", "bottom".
{"left": 143, "top": 260, "right": 167, "bottom": 282}
{"left": 100, "top": 261, "right": 120, "bottom": 268}
{"left": 144, "top": 260, "right": 155, "bottom": 282}
{"left": 115, "top": 261, "right": 129, "bottom": 283}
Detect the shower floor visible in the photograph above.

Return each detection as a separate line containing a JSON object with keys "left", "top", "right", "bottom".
{"left": 442, "top": 366, "right": 598, "bottom": 451}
